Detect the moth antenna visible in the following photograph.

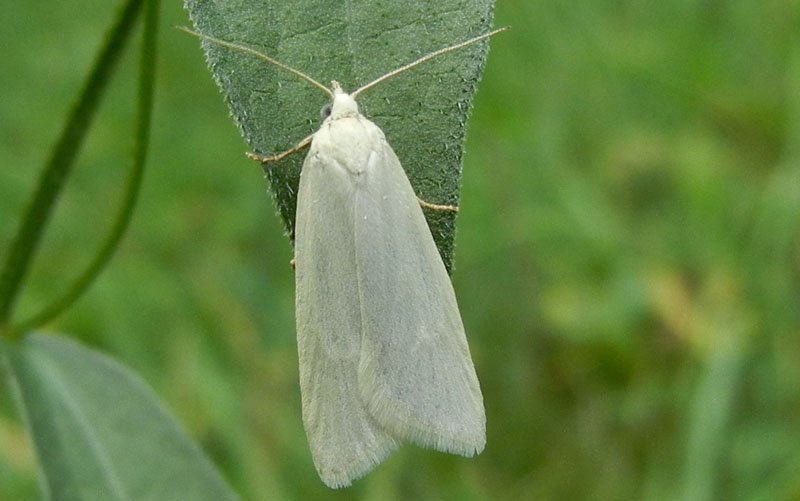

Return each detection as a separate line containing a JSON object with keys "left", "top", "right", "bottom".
{"left": 176, "top": 26, "right": 334, "bottom": 99}
{"left": 351, "top": 26, "right": 509, "bottom": 99}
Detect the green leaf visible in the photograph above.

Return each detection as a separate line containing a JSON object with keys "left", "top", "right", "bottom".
{"left": 2, "top": 333, "right": 237, "bottom": 501}
{"left": 0, "top": 0, "right": 142, "bottom": 326}
{"left": 184, "top": 0, "right": 496, "bottom": 271}
{"left": 11, "top": 0, "right": 160, "bottom": 336}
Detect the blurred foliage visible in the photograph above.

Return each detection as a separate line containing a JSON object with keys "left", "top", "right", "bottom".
{"left": 1, "top": 1, "right": 799, "bottom": 500}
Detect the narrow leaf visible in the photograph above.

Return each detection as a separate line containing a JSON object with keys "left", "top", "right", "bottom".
{"left": 0, "top": 0, "right": 143, "bottom": 325}
{"left": 2, "top": 334, "right": 237, "bottom": 501}
{"left": 13, "top": 0, "right": 160, "bottom": 335}
{"left": 184, "top": 0, "right": 497, "bottom": 270}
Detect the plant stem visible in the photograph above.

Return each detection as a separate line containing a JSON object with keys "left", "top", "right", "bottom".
{"left": 10, "top": 0, "right": 160, "bottom": 337}
{"left": 0, "top": 0, "right": 143, "bottom": 330}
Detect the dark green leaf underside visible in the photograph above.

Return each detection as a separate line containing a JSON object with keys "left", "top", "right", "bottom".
{"left": 184, "top": 0, "right": 495, "bottom": 271}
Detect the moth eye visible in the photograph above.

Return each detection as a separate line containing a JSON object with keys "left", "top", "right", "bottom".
{"left": 320, "top": 103, "right": 332, "bottom": 121}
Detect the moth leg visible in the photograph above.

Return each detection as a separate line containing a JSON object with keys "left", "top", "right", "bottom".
{"left": 417, "top": 197, "right": 459, "bottom": 213}
{"left": 246, "top": 134, "right": 313, "bottom": 164}
{"left": 289, "top": 257, "right": 296, "bottom": 270}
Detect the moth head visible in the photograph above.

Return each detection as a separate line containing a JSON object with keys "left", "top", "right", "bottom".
{"left": 319, "top": 103, "right": 332, "bottom": 122}
{"left": 327, "top": 81, "right": 360, "bottom": 120}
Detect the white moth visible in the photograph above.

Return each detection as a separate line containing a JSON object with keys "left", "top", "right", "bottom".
{"left": 180, "top": 26, "right": 505, "bottom": 488}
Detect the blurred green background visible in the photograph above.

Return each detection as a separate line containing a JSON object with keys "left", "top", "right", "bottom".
{"left": 2, "top": 1, "right": 800, "bottom": 499}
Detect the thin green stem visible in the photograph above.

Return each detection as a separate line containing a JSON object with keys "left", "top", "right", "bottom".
{"left": 0, "top": 0, "right": 143, "bottom": 331}
{"left": 10, "top": 0, "right": 160, "bottom": 337}
{"left": 680, "top": 337, "right": 743, "bottom": 501}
